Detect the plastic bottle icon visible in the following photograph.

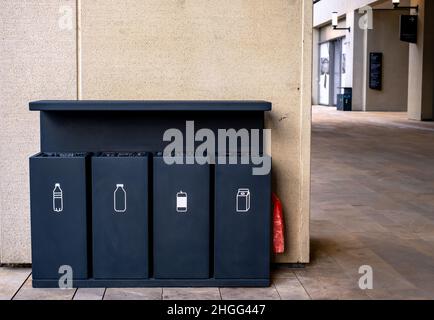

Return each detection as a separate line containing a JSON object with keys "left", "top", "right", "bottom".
{"left": 53, "top": 183, "right": 63, "bottom": 213}
{"left": 114, "top": 184, "right": 127, "bottom": 213}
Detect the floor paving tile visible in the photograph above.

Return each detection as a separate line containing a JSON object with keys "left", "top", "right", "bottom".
{"left": 220, "top": 287, "right": 280, "bottom": 300}
{"left": 273, "top": 277, "right": 310, "bottom": 300}
{"left": 73, "top": 288, "right": 105, "bottom": 300}
{"left": 163, "top": 288, "right": 221, "bottom": 300}
{"left": 0, "top": 267, "right": 31, "bottom": 300}
{"left": 103, "top": 288, "right": 162, "bottom": 300}
{"left": 13, "top": 276, "right": 76, "bottom": 300}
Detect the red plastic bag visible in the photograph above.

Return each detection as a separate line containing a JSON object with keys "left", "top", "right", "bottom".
{"left": 272, "top": 193, "right": 285, "bottom": 254}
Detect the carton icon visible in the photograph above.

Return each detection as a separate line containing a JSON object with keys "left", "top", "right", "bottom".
{"left": 236, "top": 188, "right": 250, "bottom": 212}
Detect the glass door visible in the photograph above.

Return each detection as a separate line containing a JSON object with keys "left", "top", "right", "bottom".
{"left": 319, "top": 42, "right": 331, "bottom": 105}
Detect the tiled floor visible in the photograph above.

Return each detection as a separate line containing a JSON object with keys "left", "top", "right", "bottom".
{"left": 1, "top": 106, "right": 434, "bottom": 300}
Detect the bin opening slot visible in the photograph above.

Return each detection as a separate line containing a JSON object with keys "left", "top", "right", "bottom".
{"left": 39, "top": 152, "right": 89, "bottom": 158}
{"left": 97, "top": 152, "right": 148, "bottom": 157}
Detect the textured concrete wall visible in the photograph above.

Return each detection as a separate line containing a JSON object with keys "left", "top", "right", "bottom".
{"left": 0, "top": 0, "right": 77, "bottom": 263}
{"left": 1, "top": 0, "right": 311, "bottom": 264}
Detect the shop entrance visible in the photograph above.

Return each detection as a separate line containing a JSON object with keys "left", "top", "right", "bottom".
{"left": 318, "top": 37, "right": 346, "bottom": 106}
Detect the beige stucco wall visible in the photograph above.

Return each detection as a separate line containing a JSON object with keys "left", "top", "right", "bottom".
{"left": 0, "top": 0, "right": 311, "bottom": 264}
{"left": 0, "top": 0, "right": 77, "bottom": 263}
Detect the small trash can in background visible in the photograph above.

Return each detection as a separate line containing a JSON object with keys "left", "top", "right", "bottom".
{"left": 337, "top": 87, "right": 352, "bottom": 111}
{"left": 153, "top": 154, "right": 210, "bottom": 279}
{"left": 30, "top": 152, "right": 90, "bottom": 280}
{"left": 214, "top": 155, "right": 271, "bottom": 279}
{"left": 92, "top": 152, "right": 149, "bottom": 279}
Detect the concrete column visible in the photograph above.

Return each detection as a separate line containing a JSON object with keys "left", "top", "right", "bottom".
{"left": 408, "top": 0, "right": 434, "bottom": 120}
{"left": 349, "top": 10, "right": 367, "bottom": 111}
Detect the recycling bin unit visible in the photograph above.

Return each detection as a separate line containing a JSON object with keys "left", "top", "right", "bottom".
{"left": 92, "top": 152, "right": 150, "bottom": 279}
{"left": 29, "top": 152, "right": 90, "bottom": 280}
{"left": 29, "top": 100, "right": 272, "bottom": 287}
{"left": 153, "top": 155, "right": 210, "bottom": 279}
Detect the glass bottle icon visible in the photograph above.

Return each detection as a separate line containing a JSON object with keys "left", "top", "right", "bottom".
{"left": 53, "top": 183, "right": 63, "bottom": 213}
{"left": 114, "top": 184, "right": 127, "bottom": 213}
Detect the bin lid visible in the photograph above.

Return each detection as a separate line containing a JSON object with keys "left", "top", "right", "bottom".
{"left": 29, "top": 100, "right": 272, "bottom": 112}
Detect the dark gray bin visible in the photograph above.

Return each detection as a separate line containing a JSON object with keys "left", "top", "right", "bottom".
{"left": 30, "top": 152, "right": 90, "bottom": 280}
{"left": 92, "top": 152, "right": 149, "bottom": 279}
{"left": 214, "top": 156, "right": 271, "bottom": 279}
{"left": 153, "top": 155, "right": 210, "bottom": 279}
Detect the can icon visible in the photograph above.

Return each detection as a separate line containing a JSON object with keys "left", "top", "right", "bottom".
{"left": 236, "top": 188, "right": 250, "bottom": 212}
{"left": 176, "top": 191, "right": 188, "bottom": 212}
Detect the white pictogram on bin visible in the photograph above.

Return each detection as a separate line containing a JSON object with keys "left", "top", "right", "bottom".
{"left": 114, "top": 184, "right": 127, "bottom": 213}
{"left": 236, "top": 188, "right": 250, "bottom": 212}
{"left": 53, "top": 183, "right": 63, "bottom": 213}
{"left": 176, "top": 191, "right": 188, "bottom": 212}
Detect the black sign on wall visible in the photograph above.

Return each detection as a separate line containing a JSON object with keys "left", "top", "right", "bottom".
{"left": 400, "top": 15, "right": 418, "bottom": 43}
{"left": 369, "top": 52, "right": 383, "bottom": 91}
